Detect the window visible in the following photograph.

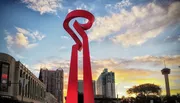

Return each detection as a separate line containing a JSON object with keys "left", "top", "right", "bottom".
{"left": 20, "top": 70, "right": 22, "bottom": 77}
{"left": 0, "top": 63, "right": 10, "bottom": 92}
{"left": 19, "top": 80, "right": 22, "bottom": 95}
{"left": 26, "top": 74, "right": 28, "bottom": 79}
{"left": 22, "top": 72, "right": 25, "bottom": 78}
{"left": 25, "top": 84, "right": 27, "bottom": 97}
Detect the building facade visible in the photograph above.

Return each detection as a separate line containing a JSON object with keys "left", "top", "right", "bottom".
{"left": 96, "top": 68, "right": 115, "bottom": 98}
{"left": 0, "top": 53, "right": 46, "bottom": 103}
{"left": 45, "top": 92, "right": 58, "bottom": 103}
{"left": 78, "top": 80, "right": 96, "bottom": 95}
{"left": 39, "top": 69, "right": 64, "bottom": 103}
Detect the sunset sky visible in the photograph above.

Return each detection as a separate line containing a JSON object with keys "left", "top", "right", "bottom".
{"left": 0, "top": 0, "right": 180, "bottom": 97}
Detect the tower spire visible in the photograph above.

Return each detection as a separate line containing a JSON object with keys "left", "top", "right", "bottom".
{"left": 164, "top": 60, "right": 166, "bottom": 68}
{"left": 161, "top": 60, "right": 171, "bottom": 96}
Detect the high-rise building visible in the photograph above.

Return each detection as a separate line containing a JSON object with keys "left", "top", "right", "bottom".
{"left": 78, "top": 80, "right": 96, "bottom": 95}
{"left": 96, "top": 68, "right": 115, "bottom": 98}
{"left": 39, "top": 68, "right": 64, "bottom": 103}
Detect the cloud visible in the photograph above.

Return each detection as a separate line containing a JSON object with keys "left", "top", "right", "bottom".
{"left": 32, "top": 54, "right": 180, "bottom": 96}
{"left": 22, "top": 0, "right": 63, "bottom": 15}
{"left": 15, "top": 27, "right": 29, "bottom": 34}
{"left": 112, "top": 27, "right": 164, "bottom": 47}
{"left": 134, "top": 55, "right": 180, "bottom": 66}
{"left": 34, "top": 55, "right": 180, "bottom": 78}
{"left": 33, "top": 57, "right": 70, "bottom": 71}
{"left": 15, "top": 32, "right": 29, "bottom": 47}
{"left": 68, "top": 9, "right": 73, "bottom": 13}
{"left": 15, "top": 27, "right": 45, "bottom": 41}
{"left": 61, "top": 35, "right": 70, "bottom": 39}
{"left": 58, "top": 46, "right": 67, "bottom": 51}
{"left": 4, "top": 27, "right": 45, "bottom": 58}
{"left": 105, "top": 0, "right": 132, "bottom": 13}
{"left": 164, "top": 34, "right": 180, "bottom": 43}
{"left": 16, "top": 54, "right": 26, "bottom": 59}
{"left": 76, "top": 3, "right": 88, "bottom": 10}
{"left": 75, "top": 3, "right": 94, "bottom": 11}
{"left": 89, "top": 1, "right": 180, "bottom": 47}
{"left": 67, "top": 2, "right": 95, "bottom": 13}
{"left": 5, "top": 35, "right": 14, "bottom": 46}
{"left": 52, "top": 55, "right": 180, "bottom": 80}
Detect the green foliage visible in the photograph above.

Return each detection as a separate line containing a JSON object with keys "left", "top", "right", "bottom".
{"left": 127, "top": 83, "right": 162, "bottom": 96}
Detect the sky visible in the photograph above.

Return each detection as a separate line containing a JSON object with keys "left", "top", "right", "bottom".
{"left": 0, "top": 0, "right": 180, "bottom": 98}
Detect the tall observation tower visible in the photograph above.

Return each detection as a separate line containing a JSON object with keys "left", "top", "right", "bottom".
{"left": 161, "top": 66, "right": 171, "bottom": 96}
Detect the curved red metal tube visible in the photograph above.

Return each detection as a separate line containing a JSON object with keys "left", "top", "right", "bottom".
{"left": 63, "top": 10, "right": 94, "bottom": 50}
{"left": 63, "top": 10, "right": 95, "bottom": 103}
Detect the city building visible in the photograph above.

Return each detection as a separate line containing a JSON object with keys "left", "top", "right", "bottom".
{"left": 78, "top": 80, "right": 96, "bottom": 95}
{"left": 0, "top": 53, "right": 46, "bottom": 103}
{"left": 96, "top": 68, "right": 115, "bottom": 98}
{"left": 39, "top": 68, "right": 64, "bottom": 103}
{"left": 45, "top": 92, "right": 58, "bottom": 103}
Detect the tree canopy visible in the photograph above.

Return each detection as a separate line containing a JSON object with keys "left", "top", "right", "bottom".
{"left": 127, "top": 83, "right": 162, "bottom": 96}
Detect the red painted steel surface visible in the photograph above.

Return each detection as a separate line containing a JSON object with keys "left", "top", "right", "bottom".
{"left": 63, "top": 10, "right": 95, "bottom": 103}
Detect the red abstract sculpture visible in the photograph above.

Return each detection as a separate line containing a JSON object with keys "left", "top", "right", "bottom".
{"left": 63, "top": 10, "right": 95, "bottom": 103}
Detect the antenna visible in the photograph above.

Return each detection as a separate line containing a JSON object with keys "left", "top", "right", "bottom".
{"left": 163, "top": 60, "right": 166, "bottom": 68}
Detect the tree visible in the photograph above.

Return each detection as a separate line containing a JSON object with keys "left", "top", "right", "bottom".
{"left": 127, "top": 83, "right": 162, "bottom": 97}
